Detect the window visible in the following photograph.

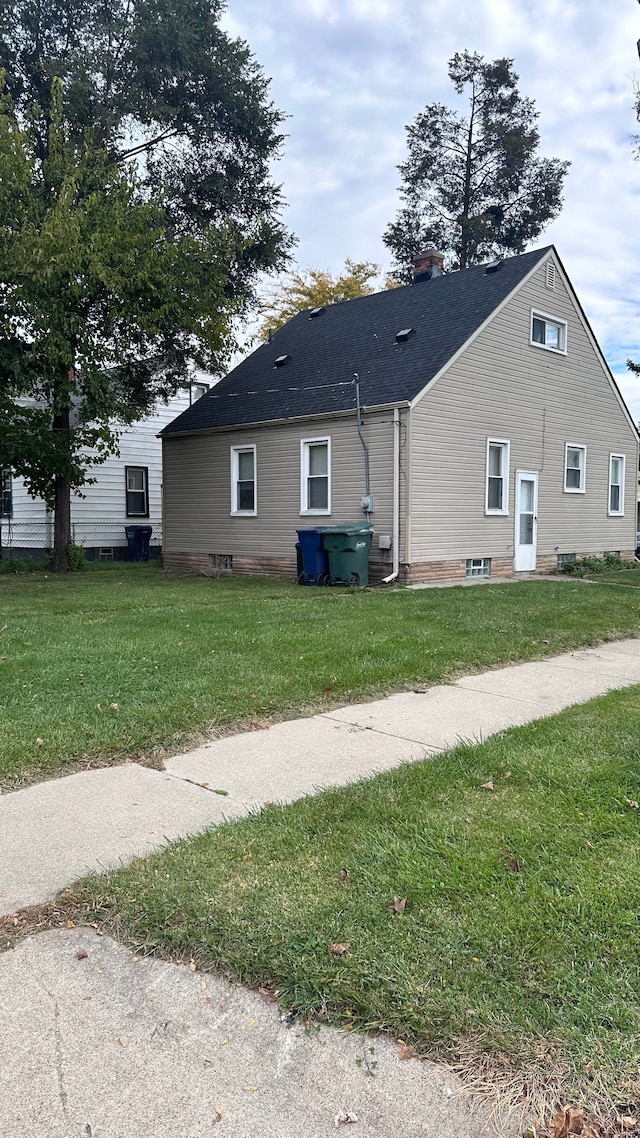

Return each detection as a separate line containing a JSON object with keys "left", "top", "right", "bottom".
{"left": 209, "top": 554, "right": 233, "bottom": 574}
{"left": 190, "top": 382, "right": 209, "bottom": 403}
{"left": 608, "top": 454, "right": 625, "bottom": 516}
{"left": 530, "top": 310, "right": 567, "bottom": 353}
{"left": 556, "top": 553, "right": 576, "bottom": 570}
{"left": 485, "top": 439, "right": 510, "bottom": 515}
{"left": 230, "top": 446, "right": 257, "bottom": 515}
{"left": 1, "top": 468, "right": 12, "bottom": 517}
{"left": 564, "top": 444, "right": 586, "bottom": 494}
{"left": 301, "top": 437, "right": 331, "bottom": 514}
{"left": 466, "top": 557, "right": 491, "bottom": 578}
{"left": 125, "top": 466, "right": 149, "bottom": 516}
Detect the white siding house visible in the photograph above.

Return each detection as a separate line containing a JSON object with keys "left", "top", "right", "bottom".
{"left": 1, "top": 383, "right": 209, "bottom": 560}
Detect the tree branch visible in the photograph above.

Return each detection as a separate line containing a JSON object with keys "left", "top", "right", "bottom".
{"left": 117, "top": 128, "right": 181, "bottom": 161}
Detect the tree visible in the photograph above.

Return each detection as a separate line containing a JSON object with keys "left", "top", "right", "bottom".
{"left": 257, "top": 259, "right": 399, "bottom": 339}
{"left": 383, "top": 51, "right": 570, "bottom": 279}
{"left": 0, "top": 0, "right": 293, "bottom": 569}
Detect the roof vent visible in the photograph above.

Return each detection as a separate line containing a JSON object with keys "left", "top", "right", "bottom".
{"left": 274, "top": 354, "right": 290, "bottom": 368}
{"left": 395, "top": 327, "right": 415, "bottom": 343}
{"left": 545, "top": 263, "right": 556, "bottom": 290}
{"left": 309, "top": 307, "right": 324, "bottom": 319}
{"left": 484, "top": 259, "right": 503, "bottom": 275}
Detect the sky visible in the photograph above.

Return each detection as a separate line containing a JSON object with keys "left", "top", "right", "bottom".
{"left": 221, "top": 0, "right": 640, "bottom": 420}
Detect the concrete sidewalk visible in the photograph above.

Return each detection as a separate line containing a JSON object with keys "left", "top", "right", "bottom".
{"left": 2, "top": 640, "right": 640, "bottom": 1138}
{"left": 3, "top": 639, "right": 640, "bottom": 916}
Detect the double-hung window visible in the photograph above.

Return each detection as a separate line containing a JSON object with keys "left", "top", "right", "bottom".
{"left": 564, "top": 444, "right": 586, "bottom": 494}
{"left": 230, "top": 445, "right": 257, "bottom": 515}
{"left": 530, "top": 310, "right": 567, "bottom": 354}
{"left": 0, "top": 468, "right": 12, "bottom": 517}
{"left": 485, "top": 439, "right": 510, "bottom": 515}
{"left": 301, "top": 437, "right": 331, "bottom": 514}
{"left": 608, "top": 454, "right": 625, "bottom": 516}
{"left": 125, "top": 466, "right": 149, "bottom": 516}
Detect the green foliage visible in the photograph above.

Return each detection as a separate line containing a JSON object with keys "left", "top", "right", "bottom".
{"left": 562, "top": 553, "right": 626, "bottom": 577}
{"left": 0, "top": 557, "right": 46, "bottom": 574}
{"left": 257, "top": 260, "right": 398, "bottom": 339}
{"left": 66, "top": 543, "right": 86, "bottom": 572}
{"left": 0, "top": 1, "right": 294, "bottom": 567}
{"left": 383, "top": 50, "right": 570, "bottom": 277}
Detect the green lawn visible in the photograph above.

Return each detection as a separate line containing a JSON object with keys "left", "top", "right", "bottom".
{"left": 2, "top": 564, "right": 640, "bottom": 788}
{"left": 86, "top": 686, "right": 640, "bottom": 1116}
{"left": 588, "top": 569, "right": 640, "bottom": 587}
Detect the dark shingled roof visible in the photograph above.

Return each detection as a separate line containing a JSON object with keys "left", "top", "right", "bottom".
{"left": 162, "top": 246, "right": 550, "bottom": 436}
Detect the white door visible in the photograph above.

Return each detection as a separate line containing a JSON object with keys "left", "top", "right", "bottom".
{"left": 514, "top": 471, "right": 538, "bottom": 572}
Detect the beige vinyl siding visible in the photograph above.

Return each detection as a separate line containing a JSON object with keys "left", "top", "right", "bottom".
{"left": 409, "top": 255, "right": 638, "bottom": 563}
{"left": 163, "top": 409, "right": 403, "bottom": 562}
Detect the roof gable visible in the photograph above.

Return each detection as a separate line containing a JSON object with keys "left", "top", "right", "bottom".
{"left": 163, "top": 247, "right": 550, "bottom": 435}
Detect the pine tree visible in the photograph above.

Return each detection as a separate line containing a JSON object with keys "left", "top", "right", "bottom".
{"left": 383, "top": 51, "right": 570, "bottom": 279}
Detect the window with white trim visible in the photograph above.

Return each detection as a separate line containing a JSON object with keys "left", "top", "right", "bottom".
{"left": 608, "top": 453, "right": 625, "bottom": 516}
{"left": 301, "top": 437, "right": 331, "bottom": 514}
{"left": 564, "top": 444, "right": 586, "bottom": 494}
{"left": 190, "top": 382, "right": 209, "bottom": 403}
{"left": 125, "top": 466, "right": 149, "bottom": 516}
{"left": 466, "top": 557, "right": 491, "bottom": 579}
{"left": 485, "top": 439, "right": 510, "bottom": 514}
{"left": 230, "top": 445, "right": 257, "bottom": 515}
{"left": 1, "top": 468, "right": 12, "bottom": 517}
{"left": 530, "top": 310, "right": 567, "bottom": 353}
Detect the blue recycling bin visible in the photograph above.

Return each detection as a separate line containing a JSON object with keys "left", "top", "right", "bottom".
{"left": 125, "top": 525, "right": 152, "bottom": 562}
{"left": 296, "top": 527, "right": 330, "bottom": 585}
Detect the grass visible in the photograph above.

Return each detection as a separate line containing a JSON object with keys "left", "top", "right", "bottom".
{"left": 85, "top": 686, "right": 640, "bottom": 1118}
{"left": 587, "top": 570, "right": 640, "bottom": 587}
{"left": 2, "top": 563, "right": 640, "bottom": 788}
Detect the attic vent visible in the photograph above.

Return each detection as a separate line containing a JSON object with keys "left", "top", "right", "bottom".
{"left": 309, "top": 307, "right": 324, "bottom": 319}
{"left": 395, "top": 327, "right": 415, "bottom": 343}
{"left": 545, "top": 263, "right": 556, "bottom": 290}
{"left": 274, "top": 354, "right": 290, "bottom": 368}
{"left": 484, "top": 259, "right": 503, "bottom": 275}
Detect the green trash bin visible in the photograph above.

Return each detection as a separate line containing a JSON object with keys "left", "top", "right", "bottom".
{"left": 321, "top": 522, "right": 374, "bottom": 587}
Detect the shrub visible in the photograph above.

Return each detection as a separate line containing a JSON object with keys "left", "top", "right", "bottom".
{"left": 562, "top": 553, "right": 625, "bottom": 577}
{"left": 67, "top": 544, "right": 87, "bottom": 572}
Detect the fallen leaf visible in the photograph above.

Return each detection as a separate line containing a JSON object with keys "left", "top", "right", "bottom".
{"left": 398, "top": 1045, "right": 414, "bottom": 1060}
{"left": 551, "top": 1106, "right": 585, "bottom": 1137}
{"left": 625, "top": 799, "right": 639, "bottom": 810}
{"left": 244, "top": 1086, "right": 258, "bottom": 1092}
{"left": 66, "top": 920, "right": 75, "bottom": 928}
{"left": 118, "top": 1038, "right": 127, "bottom": 1047}
{"left": 76, "top": 949, "right": 88, "bottom": 960}
{"left": 503, "top": 771, "right": 512, "bottom": 779}
{"left": 212, "top": 1109, "right": 223, "bottom": 1125}
{"left": 109, "top": 702, "right": 119, "bottom": 710}
{"left": 339, "top": 868, "right": 350, "bottom": 882}
{"left": 481, "top": 781, "right": 494, "bottom": 791}
{"left": 35, "top": 737, "right": 44, "bottom": 746}
{"left": 334, "top": 1111, "right": 359, "bottom": 1127}
{"left": 189, "top": 960, "right": 197, "bottom": 972}
{"left": 502, "top": 853, "right": 522, "bottom": 873}
{"left": 259, "top": 987, "right": 278, "bottom": 1004}
{"left": 330, "top": 942, "right": 350, "bottom": 956}
{"left": 389, "top": 897, "right": 407, "bottom": 914}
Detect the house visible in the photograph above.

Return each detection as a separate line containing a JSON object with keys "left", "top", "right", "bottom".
{"left": 1, "top": 381, "right": 210, "bottom": 561}
{"left": 160, "top": 246, "right": 639, "bottom": 584}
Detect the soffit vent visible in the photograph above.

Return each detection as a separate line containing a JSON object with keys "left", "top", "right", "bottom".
{"left": 545, "top": 263, "right": 557, "bottom": 290}
{"left": 309, "top": 307, "right": 324, "bottom": 319}
{"left": 274, "top": 354, "right": 290, "bottom": 368}
{"left": 484, "top": 259, "right": 503, "bottom": 275}
{"left": 395, "top": 327, "right": 415, "bottom": 343}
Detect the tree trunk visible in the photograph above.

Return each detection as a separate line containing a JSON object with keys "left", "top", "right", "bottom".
{"left": 51, "top": 406, "right": 71, "bottom": 572}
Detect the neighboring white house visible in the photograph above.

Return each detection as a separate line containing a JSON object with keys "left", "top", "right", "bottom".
{"left": 1, "top": 381, "right": 210, "bottom": 560}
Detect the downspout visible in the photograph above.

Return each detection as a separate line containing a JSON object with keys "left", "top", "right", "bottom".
{"left": 353, "top": 373, "right": 370, "bottom": 503}
{"left": 382, "top": 406, "right": 400, "bottom": 584}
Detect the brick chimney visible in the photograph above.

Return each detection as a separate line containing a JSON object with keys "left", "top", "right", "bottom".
{"left": 413, "top": 244, "right": 445, "bottom": 283}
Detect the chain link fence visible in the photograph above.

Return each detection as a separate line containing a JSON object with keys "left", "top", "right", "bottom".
{"left": 0, "top": 520, "right": 162, "bottom": 561}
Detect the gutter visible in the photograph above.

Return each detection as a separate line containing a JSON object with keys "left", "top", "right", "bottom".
{"left": 382, "top": 406, "right": 401, "bottom": 584}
